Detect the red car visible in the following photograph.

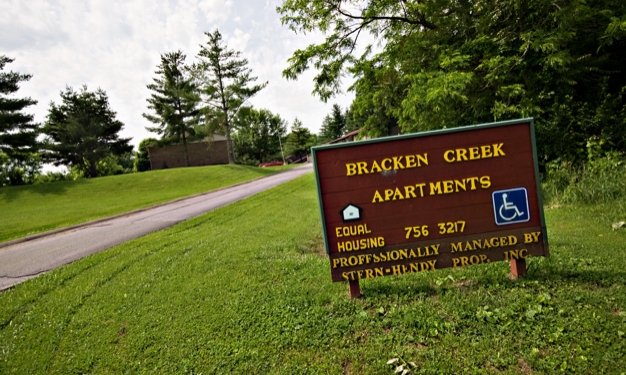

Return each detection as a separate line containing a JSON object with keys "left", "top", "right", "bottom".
{"left": 258, "top": 161, "right": 284, "bottom": 167}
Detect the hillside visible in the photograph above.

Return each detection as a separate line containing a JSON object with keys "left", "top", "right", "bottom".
{"left": 0, "top": 164, "right": 290, "bottom": 243}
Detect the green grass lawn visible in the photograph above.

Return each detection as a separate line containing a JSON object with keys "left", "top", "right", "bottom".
{"left": 0, "top": 164, "right": 293, "bottom": 243}
{"left": 0, "top": 175, "right": 624, "bottom": 374}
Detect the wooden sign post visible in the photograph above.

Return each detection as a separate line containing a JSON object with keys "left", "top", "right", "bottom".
{"left": 312, "top": 119, "right": 548, "bottom": 298}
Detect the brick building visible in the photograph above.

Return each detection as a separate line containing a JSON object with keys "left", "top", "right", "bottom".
{"left": 147, "top": 135, "right": 229, "bottom": 170}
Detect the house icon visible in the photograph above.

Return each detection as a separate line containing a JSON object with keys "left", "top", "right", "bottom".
{"left": 341, "top": 204, "right": 362, "bottom": 222}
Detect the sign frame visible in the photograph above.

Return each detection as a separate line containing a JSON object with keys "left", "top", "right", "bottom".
{"left": 312, "top": 118, "right": 548, "bottom": 293}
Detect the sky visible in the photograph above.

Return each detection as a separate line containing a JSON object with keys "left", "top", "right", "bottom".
{"left": 1, "top": 0, "right": 358, "bottom": 150}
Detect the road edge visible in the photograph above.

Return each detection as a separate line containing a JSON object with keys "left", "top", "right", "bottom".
{"left": 0, "top": 165, "right": 311, "bottom": 250}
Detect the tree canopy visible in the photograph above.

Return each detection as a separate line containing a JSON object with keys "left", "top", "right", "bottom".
{"left": 0, "top": 56, "right": 39, "bottom": 158}
{"left": 143, "top": 51, "right": 200, "bottom": 167}
{"left": 232, "top": 108, "right": 287, "bottom": 165}
{"left": 42, "top": 86, "right": 133, "bottom": 178}
{"left": 285, "top": 118, "right": 315, "bottom": 158}
{"left": 192, "top": 29, "right": 267, "bottom": 164}
{"left": 279, "top": 0, "right": 626, "bottom": 165}
{"left": 319, "top": 103, "right": 346, "bottom": 143}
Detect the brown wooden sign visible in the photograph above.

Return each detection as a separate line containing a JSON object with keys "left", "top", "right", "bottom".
{"left": 312, "top": 119, "right": 548, "bottom": 284}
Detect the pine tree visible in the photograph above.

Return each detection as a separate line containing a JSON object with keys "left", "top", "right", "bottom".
{"left": 0, "top": 56, "right": 39, "bottom": 158}
{"left": 143, "top": 51, "right": 200, "bottom": 167}
{"left": 42, "top": 86, "right": 133, "bottom": 178}
{"left": 192, "top": 29, "right": 267, "bottom": 164}
{"left": 319, "top": 104, "right": 346, "bottom": 142}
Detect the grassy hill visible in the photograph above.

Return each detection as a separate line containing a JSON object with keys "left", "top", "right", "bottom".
{"left": 0, "top": 164, "right": 291, "bottom": 243}
{"left": 0, "top": 174, "right": 624, "bottom": 374}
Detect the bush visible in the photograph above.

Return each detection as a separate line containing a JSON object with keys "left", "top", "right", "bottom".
{"left": 542, "top": 153, "right": 626, "bottom": 205}
{"left": 0, "top": 153, "right": 41, "bottom": 187}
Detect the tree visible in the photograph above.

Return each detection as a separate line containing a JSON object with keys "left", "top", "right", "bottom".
{"left": 285, "top": 118, "right": 314, "bottom": 158}
{"left": 319, "top": 104, "right": 346, "bottom": 143}
{"left": 232, "top": 108, "right": 287, "bottom": 165}
{"left": 42, "top": 86, "right": 133, "bottom": 178}
{"left": 193, "top": 29, "right": 267, "bottom": 164}
{"left": 279, "top": 0, "right": 626, "bottom": 165}
{"left": 0, "top": 56, "right": 39, "bottom": 158}
{"left": 134, "top": 137, "right": 157, "bottom": 172}
{"left": 143, "top": 51, "right": 200, "bottom": 167}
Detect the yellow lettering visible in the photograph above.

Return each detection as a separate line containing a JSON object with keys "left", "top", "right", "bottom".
{"left": 357, "top": 162, "right": 368, "bottom": 175}
{"left": 452, "top": 258, "right": 461, "bottom": 267}
{"left": 393, "top": 156, "right": 405, "bottom": 170}
{"left": 493, "top": 143, "right": 505, "bottom": 157}
{"left": 404, "top": 185, "right": 417, "bottom": 198}
{"left": 431, "top": 244, "right": 440, "bottom": 255}
{"left": 430, "top": 181, "right": 443, "bottom": 195}
{"left": 374, "top": 267, "right": 384, "bottom": 277}
{"left": 338, "top": 242, "right": 345, "bottom": 252}
{"left": 405, "top": 155, "right": 416, "bottom": 168}
{"left": 523, "top": 233, "right": 533, "bottom": 243}
{"left": 467, "top": 177, "right": 479, "bottom": 190}
{"left": 520, "top": 249, "right": 529, "bottom": 258}
{"left": 370, "top": 160, "right": 382, "bottom": 173}
{"left": 392, "top": 187, "right": 405, "bottom": 200}
{"left": 456, "top": 148, "right": 468, "bottom": 161}
{"left": 381, "top": 158, "right": 392, "bottom": 171}
{"left": 372, "top": 190, "right": 384, "bottom": 203}
{"left": 480, "top": 176, "right": 491, "bottom": 189}
{"left": 455, "top": 179, "right": 466, "bottom": 192}
{"left": 443, "top": 180, "right": 454, "bottom": 194}
{"left": 416, "top": 153, "right": 429, "bottom": 166}
{"left": 416, "top": 183, "right": 426, "bottom": 197}
{"left": 365, "top": 269, "right": 374, "bottom": 278}
{"left": 384, "top": 189, "right": 394, "bottom": 201}
{"left": 336, "top": 227, "right": 342, "bottom": 238}
{"left": 481, "top": 145, "right": 493, "bottom": 158}
{"left": 443, "top": 150, "right": 455, "bottom": 163}
{"left": 469, "top": 147, "right": 480, "bottom": 160}
{"left": 346, "top": 163, "right": 357, "bottom": 176}
{"left": 451, "top": 242, "right": 463, "bottom": 253}
{"left": 332, "top": 258, "right": 340, "bottom": 268}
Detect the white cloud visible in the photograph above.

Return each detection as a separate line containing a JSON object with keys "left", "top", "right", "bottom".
{"left": 2, "top": 0, "right": 357, "bottom": 150}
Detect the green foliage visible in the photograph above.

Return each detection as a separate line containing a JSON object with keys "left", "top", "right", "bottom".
{"left": 0, "top": 56, "right": 39, "bottom": 158}
{"left": 0, "top": 164, "right": 286, "bottom": 242}
{"left": 1, "top": 175, "right": 625, "bottom": 373}
{"left": 0, "top": 152, "right": 40, "bottom": 187}
{"left": 542, "top": 153, "right": 626, "bottom": 205}
{"left": 96, "top": 152, "right": 134, "bottom": 176}
{"left": 279, "top": 0, "right": 626, "bottom": 165}
{"left": 284, "top": 118, "right": 315, "bottom": 158}
{"left": 192, "top": 29, "right": 267, "bottom": 164}
{"left": 319, "top": 103, "right": 346, "bottom": 143}
{"left": 134, "top": 137, "right": 157, "bottom": 172}
{"left": 232, "top": 108, "right": 287, "bottom": 165}
{"left": 42, "top": 86, "right": 133, "bottom": 178}
{"left": 143, "top": 51, "right": 200, "bottom": 167}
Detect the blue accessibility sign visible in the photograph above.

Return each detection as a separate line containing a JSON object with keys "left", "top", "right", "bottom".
{"left": 492, "top": 187, "right": 530, "bottom": 226}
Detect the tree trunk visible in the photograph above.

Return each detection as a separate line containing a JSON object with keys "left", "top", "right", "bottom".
{"left": 182, "top": 130, "right": 190, "bottom": 167}
{"left": 224, "top": 122, "right": 236, "bottom": 164}
{"left": 88, "top": 161, "right": 98, "bottom": 178}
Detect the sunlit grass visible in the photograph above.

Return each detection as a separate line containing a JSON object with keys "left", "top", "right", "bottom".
{"left": 0, "top": 164, "right": 288, "bottom": 243}
{"left": 0, "top": 174, "right": 624, "bottom": 374}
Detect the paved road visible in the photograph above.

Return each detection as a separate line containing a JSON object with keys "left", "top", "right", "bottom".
{"left": 0, "top": 164, "right": 313, "bottom": 291}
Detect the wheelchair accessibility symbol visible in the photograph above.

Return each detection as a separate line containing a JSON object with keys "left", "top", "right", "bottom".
{"left": 492, "top": 188, "right": 530, "bottom": 225}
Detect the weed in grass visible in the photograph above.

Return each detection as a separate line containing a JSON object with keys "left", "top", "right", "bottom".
{"left": 0, "top": 174, "right": 625, "bottom": 374}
